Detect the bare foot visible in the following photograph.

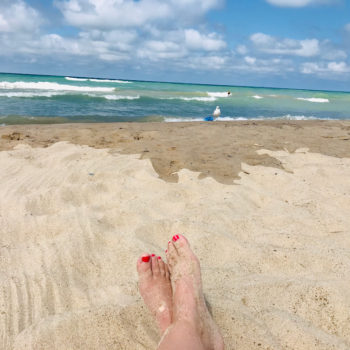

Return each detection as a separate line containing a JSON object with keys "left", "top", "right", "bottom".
{"left": 137, "top": 254, "right": 173, "bottom": 334}
{"left": 166, "top": 235, "right": 224, "bottom": 350}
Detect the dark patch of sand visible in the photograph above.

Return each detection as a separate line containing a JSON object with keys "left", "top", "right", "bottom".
{"left": 1, "top": 120, "right": 350, "bottom": 184}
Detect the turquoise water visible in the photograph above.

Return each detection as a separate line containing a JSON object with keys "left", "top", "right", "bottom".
{"left": 1, "top": 72, "right": 350, "bottom": 124}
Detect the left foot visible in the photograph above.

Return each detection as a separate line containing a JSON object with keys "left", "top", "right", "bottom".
{"left": 137, "top": 254, "right": 173, "bottom": 334}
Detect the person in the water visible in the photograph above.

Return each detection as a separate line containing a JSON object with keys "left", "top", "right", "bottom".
{"left": 137, "top": 234, "right": 225, "bottom": 349}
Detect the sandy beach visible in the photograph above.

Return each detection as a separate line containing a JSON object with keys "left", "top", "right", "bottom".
{"left": 1, "top": 120, "right": 350, "bottom": 349}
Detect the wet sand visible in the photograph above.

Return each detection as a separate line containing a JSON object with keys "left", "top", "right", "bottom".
{"left": 1, "top": 121, "right": 350, "bottom": 349}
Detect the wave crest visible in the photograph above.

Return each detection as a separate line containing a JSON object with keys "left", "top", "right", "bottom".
{"left": 296, "top": 97, "right": 329, "bottom": 103}
{"left": 89, "top": 78, "right": 131, "bottom": 83}
{"left": 104, "top": 95, "right": 140, "bottom": 100}
{"left": 65, "top": 77, "right": 88, "bottom": 81}
{"left": 207, "top": 92, "right": 231, "bottom": 98}
{"left": 0, "top": 81, "right": 115, "bottom": 92}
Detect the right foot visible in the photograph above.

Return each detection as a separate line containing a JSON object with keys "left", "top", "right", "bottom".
{"left": 166, "top": 235, "right": 225, "bottom": 350}
{"left": 137, "top": 254, "right": 173, "bottom": 334}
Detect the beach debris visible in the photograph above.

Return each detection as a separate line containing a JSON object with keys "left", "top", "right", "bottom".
{"left": 88, "top": 172, "right": 94, "bottom": 176}
{"left": 1, "top": 132, "right": 22, "bottom": 141}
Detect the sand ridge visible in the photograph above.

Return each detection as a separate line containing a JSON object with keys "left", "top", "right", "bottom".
{"left": 0, "top": 131, "right": 349, "bottom": 349}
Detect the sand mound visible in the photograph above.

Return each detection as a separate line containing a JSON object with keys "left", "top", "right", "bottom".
{"left": 1, "top": 142, "right": 350, "bottom": 349}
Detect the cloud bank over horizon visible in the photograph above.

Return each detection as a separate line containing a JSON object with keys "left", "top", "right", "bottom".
{"left": 0, "top": 0, "right": 349, "bottom": 90}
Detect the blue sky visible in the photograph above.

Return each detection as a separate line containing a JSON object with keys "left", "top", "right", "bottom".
{"left": 1, "top": 0, "right": 350, "bottom": 90}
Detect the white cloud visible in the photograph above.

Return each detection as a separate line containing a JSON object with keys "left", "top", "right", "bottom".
{"left": 0, "top": 0, "right": 349, "bottom": 85}
{"left": 234, "top": 56, "right": 295, "bottom": 74}
{"left": 0, "top": 0, "right": 228, "bottom": 72}
{"left": 250, "top": 33, "right": 319, "bottom": 57}
{"left": 184, "top": 29, "right": 226, "bottom": 51}
{"left": 55, "top": 0, "right": 223, "bottom": 29}
{"left": 0, "top": 0, "right": 41, "bottom": 33}
{"left": 265, "top": 0, "right": 337, "bottom": 7}
{"left": 244, "top": 56, "right": 256, "bottom": 65}
{"left": 237, "top": 45, "right": 248, "bottom": 55}
{"left": 301, "top": 61, "right": 350, "bottom": 75}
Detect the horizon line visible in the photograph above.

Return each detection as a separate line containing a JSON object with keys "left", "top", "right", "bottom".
{"left": 0, "top": 70, "right": 349, "bottom": 94}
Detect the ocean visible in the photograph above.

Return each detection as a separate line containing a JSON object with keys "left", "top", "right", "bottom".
{"left": 0, "top": 72, "right": 350, "bottom": 124}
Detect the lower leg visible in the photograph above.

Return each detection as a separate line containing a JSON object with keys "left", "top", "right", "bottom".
{"left": 158, "top": 320, "right": 204, "bottom": 350}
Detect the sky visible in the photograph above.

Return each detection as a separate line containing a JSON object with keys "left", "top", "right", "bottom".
{"left": 0, "top": 0, "right": 350, "bottom": 90}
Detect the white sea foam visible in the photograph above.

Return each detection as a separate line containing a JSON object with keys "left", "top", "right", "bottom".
{"left": 252, "top": 95, "right": 263, "bottom": 99}
{"left": 165, "top": 117, "right": 252, "bottom": 122}
{"left": 280, "top": 114, "right": 317, "bottom": 120}
{"left": 164, "top": 117, "right": 205, "bottom": 122}
{"left": 164, "top": 96, "right": 217, "bottom": 102}
{"left": 0, "top": 81, "right": 115, "bottom": 92}
{"left": 0, "top": 91, "right": 65, "bottom": 98}
{"left": 296, "top": 97, "right": 329, "bottom": 103}
{"left": 65, "top": 77, "right": 88, "bottom": 81}
{"left": 89, "top": 78, "right": 131, "bottom": 83}
{"left": 164, "top": 114, "right": 329, "bottom": 122}
{"left": 103, "top": 95, "right": 140, "bottom": 100}
{"left": 207, "top": 92, "right": 230, "bottom": 98}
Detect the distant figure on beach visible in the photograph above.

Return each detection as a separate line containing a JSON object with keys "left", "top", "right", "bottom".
{"left": 137, "top": 234, "right": 225, "bottom": 349}
{"left": 213, "top": 106, "right": 221, "bottom": 119}
{"left": 227, "top": 91, "right": 231, "bottom": 96}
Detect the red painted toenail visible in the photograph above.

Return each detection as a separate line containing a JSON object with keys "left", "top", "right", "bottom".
{"left": 142, "top": 256, "right": 150, "bottom": 262}
{"left": 151, "top": 254, "right": 155, "bottom": 257}
{"left": 157, "top": 256, "right": 161, "bottom": 260}
{"left": 172, "top": 235, "right": 180, "bottom": 242}
{"left": 165, "top": 249, "right": 168, "bottom": 253}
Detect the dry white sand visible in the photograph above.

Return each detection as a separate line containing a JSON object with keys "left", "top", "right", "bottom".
{"left": 1, "top": 141, "right": 350, "bottom": 349}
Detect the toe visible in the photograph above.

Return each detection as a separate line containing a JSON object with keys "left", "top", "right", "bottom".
{"left": 172, "top": 234, "right": 191, "bottom": 256}
{"left": 166, "top": 241, "right": 178, "bottom": 270}
{"left": 165, "top": 263, "right": 170, "bottom": 280}
{"left": 158, "top": 257, "right": 166, "bottom": 276}
{"left": 137, "top": 254, "right": 152, "bottom": 279}
{"left": 151, "top": 254, "right": 160, "bottom": 277}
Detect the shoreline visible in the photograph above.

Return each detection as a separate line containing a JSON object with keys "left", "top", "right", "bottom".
{"left": 1, "top": 120, "right": 350, "bottom": 183}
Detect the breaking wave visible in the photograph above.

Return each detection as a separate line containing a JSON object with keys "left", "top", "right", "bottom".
{"left": 164, "top": 114, "right": 330, "bottom": 122}
{"left": 0, "top": 81, "right": 115, "bottom": 92}
{"left": 65, "top": 77, "right": 130, "bottom": 83}
{"left": 296, "top": 97, "right": 329, "bottom": 103}
{"left": 207, "top": 92, "right": 231, "bottom": 98}
{"left": 0, "top": 91, "right": 66, "bottom": 98}
{"left": 89, "top": 78, "right": 131, "bottom": 83}
{"left": 103, "top": 95, "right": 140, "bottom": 100}
{"left": 65, "top": 77, "right": 88, "bottom": 81}
{"left": 164, "top": 96, "right": 217, "bottom": 102}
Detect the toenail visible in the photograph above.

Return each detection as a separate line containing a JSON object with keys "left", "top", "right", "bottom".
{"left": 157, "top": 256, "right": 161, "bottom": 260}
{"left": 172, "top": 235, "right": 180, "bottom": 242}
{"left": 165, "top": 249, "right": 168, "bottom": 253}
{"left": 141, "top": 256, "right": 150, "bottom": 262}
{"left": 151, "top": 254, "right": 155, "bottom": 257}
